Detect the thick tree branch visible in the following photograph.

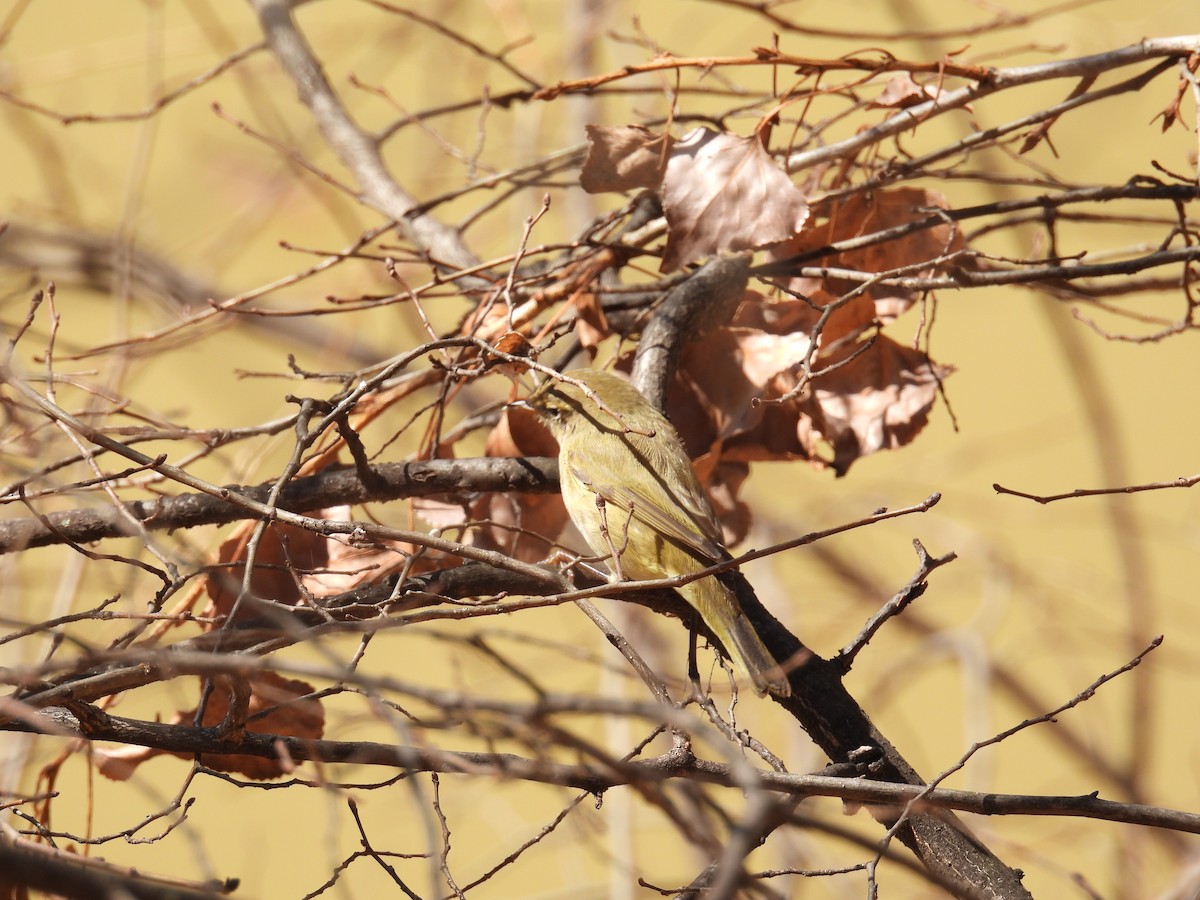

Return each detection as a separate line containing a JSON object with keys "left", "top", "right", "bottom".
{"left": 0, "top": 827, "right": 235, "bottom": 900}
{"left": 9, "top": 708, "right": 1197, "bottom": 835}
{"left": 631, "top": 253, "right": 751, "bottom": 408}
{"left": 616, "top": 263, "right": 1030, "bottom": 897}
{"left": 0, "top": 457, "right": 557, "bottom": 553}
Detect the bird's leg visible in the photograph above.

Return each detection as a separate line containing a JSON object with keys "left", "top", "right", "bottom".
{"left": 543, "top": 547, "right": 584, "bottom": 571}
{"left": 543, "top": 548, "right": 612, "bottom": 588}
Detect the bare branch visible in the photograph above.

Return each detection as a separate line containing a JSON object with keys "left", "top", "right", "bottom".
{"left": 993, "top": 473, "right": 1200, "bottom": 504}
{"left": 247, "top": 0, "right": 479, "bottom": 271}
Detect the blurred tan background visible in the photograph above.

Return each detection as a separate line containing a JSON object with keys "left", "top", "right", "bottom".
{"left": 1, "top": 1, "right": 1197, "bottom": 897}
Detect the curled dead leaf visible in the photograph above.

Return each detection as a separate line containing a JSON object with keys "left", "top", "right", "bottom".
{"left": 580, "top": 123, "right": 811, "bottom": 273}
{"left": 581, "top": 124, "right": 672, "bottom": 193}
{"left": 664, "top": 292, "right": 951, "bottom": 486}
{"left": 205, "top": 520, "right": 333, "bottom": 621}
{"left": 769, "top": 186, "right": 963, "bottom": 313}
{"left": 668, "top": 322, "right": 813, "bottom": 454}
{"left": 871, "top": 74, "right": 942, "bottom": 109}
{"left": 797, "top": 336, "right": 952, "bottom": 476}
{"left": 661, "top": 128, "right": 810, "bottom": 272}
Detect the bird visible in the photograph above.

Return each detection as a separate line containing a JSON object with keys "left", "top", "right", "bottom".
{"left": 524, "top": 368, "right": 790, "bottom": 697}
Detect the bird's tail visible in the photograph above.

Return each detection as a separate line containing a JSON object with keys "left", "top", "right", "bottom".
{"left": 691, "top": 583, "right": 791, "bottom": 697}
{"left": 721, "top": 612, "right": 792, "bottom": 697}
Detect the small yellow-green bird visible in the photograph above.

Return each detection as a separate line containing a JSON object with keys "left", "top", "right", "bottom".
{"left": 525, "top": 368, "right": 790, "bottom": 697}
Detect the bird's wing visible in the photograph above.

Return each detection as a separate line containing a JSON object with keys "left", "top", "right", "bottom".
{"left": 568, "top": 462, "right": 726, "bottom": 564}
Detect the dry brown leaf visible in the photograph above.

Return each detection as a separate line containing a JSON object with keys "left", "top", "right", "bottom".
{"left": 95, "top": 673, "right": 324, "bottom": 781}
{"left": 670, "top": 323, "right": 813, "bottom": 450}
{"left": 580, "top": 124, "right": 672, "bottom": 193}
{"left": 110, "top": 516, "right": 334, "bottom": 782}
{"left": 730, "top": 291, "right": 821, "bottom": 334}
{"left": 661, "top": 291, "right": 950, "bottom": 478}
{"left": 672, "top": 336, "right": 811, "bottom": 472}
{"left": 770, "top": 187, "right": 962, "bottom": 313}
{"left": 737, "top": 284, "right": 877, "bottom": 355}
{"left": 703, "top": 459, "right": 752, "bottom": 546}
{"left": 467, "top": 490, "right": 567, "bottom": 563}
{"left": 204, "top": 520, "right": 332, "bottom": 621}
{"left": 711, "top": 335, "right": 950, "bottom": 477}
{"left": 871, "top": 74, "right": 939, "bottom": 109}
{"left": 489, "top": 331, "right": 537, "bottom": 378}
{"left": 498, "top": 401, "right": 561, "bottom": 458}
{"left": 797, "top": 336, "right": 952, "bottom": 476}
{"left": 203, "top": 508, "right": 412, "bottom": 617}
{"left": 660, "top": 128, "right": 810, "bottom": 272}
{"left": 303, "top": 510, "right": 411, "bottom": 595}
{"left": 572, "top": 290, "right": 610, "bottom": 350}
